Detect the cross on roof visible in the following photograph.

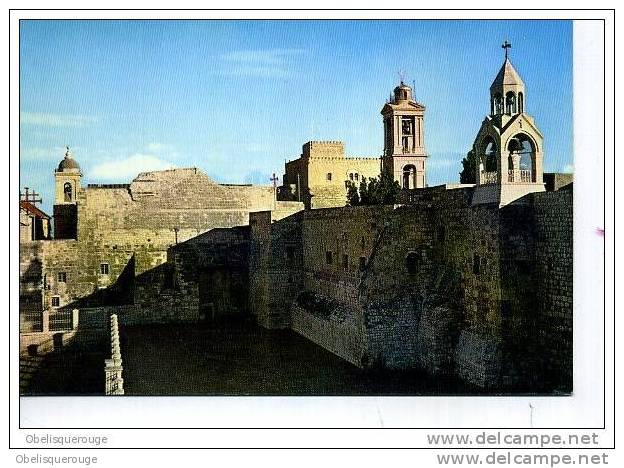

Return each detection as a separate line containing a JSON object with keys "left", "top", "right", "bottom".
{"left": 20, "top": 187, "right": 42, "bottom": 205}
{"left": 502, "top": 40, "right": 512, "bottom": 59}
{"left": 270, "top": 173, "right": 279, "bottom": 188}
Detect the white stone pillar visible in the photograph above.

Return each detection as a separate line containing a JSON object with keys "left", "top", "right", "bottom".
{"left": 42, "top": 310, "right": 50, "bottom": 333}
{"left": 72, "top": 309, "right": 79, "bottom": 330}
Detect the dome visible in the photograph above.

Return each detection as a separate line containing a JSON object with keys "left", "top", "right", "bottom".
{"left": 57, "top": 147, "right": 80, "bottom": 172}
{"left": 393, "top": 81, "right": 413, "bottom": 102}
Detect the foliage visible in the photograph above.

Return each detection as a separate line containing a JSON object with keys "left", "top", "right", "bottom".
{"left": 352, "top": 169, "right": 401, "bottom": 206}
{"left": 459, "top": 149, "right": 477, "bottom": 184}
{"left": 346, "top": 181, "right": 360, "bottom": 206}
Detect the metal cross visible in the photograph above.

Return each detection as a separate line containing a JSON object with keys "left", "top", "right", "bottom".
{"left": 20, "top": 187, "right": 43, "bottom": 205}
{"left": 502, "top": 40, "right": 512, "bottom": 59}
{"left": 270, "top": 173, "right": 279, "bottom": 188}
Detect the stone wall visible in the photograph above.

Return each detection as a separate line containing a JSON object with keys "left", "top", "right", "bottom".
{"left": 255, "top": 183, "right": 572, "bottom": 391}
{"left": 281, "top": 141, "right": 380, "bottom": 209}
{"left": 249, "top": 211, "right": 304, "bottom": 329}
{"left": 543, "top": 173, "right": 573, "bottom": 192}
{"left": 532, "top": 185, "right": 573, "bottom": 392}
{"left": 33, "top": 168, "right": 300, "bottom": 322}
{"left": 291, "top": 302, "right": 365, "bottom": 367}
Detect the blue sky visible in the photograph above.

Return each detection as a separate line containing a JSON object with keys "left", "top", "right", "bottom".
{"left": 20, "top": 20, "right": 573, "bottom": 214}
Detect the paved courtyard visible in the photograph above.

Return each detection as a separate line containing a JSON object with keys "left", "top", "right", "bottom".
{"left": 121, "top": 321, "right": 476, "bottom": 396}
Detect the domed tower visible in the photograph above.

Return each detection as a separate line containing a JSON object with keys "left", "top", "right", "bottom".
{"left": 381, "top": 81, "right": 427, "bottom": 189}
{"left": 53, "top": 147, "right": 81, "bottom": 239}
{"left": 471, "top": 42, "right": 545, "bottom": 207}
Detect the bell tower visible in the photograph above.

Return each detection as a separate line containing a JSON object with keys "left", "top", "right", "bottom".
{"left": 470, "top": 42, "right": 545, "bottom": 207}
{"left": 53, "top": 147, "right": 81, "bottom": 239}
{"left": 381, "top": 81, "right": 427, "bottom": 189}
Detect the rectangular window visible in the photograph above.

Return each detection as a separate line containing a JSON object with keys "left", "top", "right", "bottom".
{"left": 100, "top": 263, "right": 110, "bottom": 275}
{"left": 359, "top": 256, "right": 366, "bottom": 271}
{"left": 51, "top": 296, "right": 60, "bottom": 307}
{"left": 326, "top": 172, "right": 332, "bottom": 181}
{"left": 342, "top": 254, "right": 349, "bottom": 270}
{"left": 57, "top": 272, "right": 67, "bottom": 283}
{"left": 285, "top": 246, "right": 295, "bottom": 261}
{"left": 473, "top": 254, "right": 481, "bottom": 275}
{"left": 325, "top": 251, "right": 333, "bottom": 265}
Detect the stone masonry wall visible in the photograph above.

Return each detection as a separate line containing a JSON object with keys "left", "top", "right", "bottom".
{"left": 37, "top": 168, "right": 297, "bottom": 323}
{"left": 532, "top": 186, "right": 573, "bottom": 392}
{"left": 249, "top": 211, "right": 304, "bottom": 329}
{"left": 281, "top": 141, "right": 380, "bottom": 209}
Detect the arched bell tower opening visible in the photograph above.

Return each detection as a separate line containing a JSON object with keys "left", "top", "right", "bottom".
{"left": 402, "top": 164, "right": 417, "bottom": 189}
{"left": 63, "top": 182, "right": 73, "bottom": 202}
{"left": 505, "top": 91, "right": 517, "bottom": 114}
{"left": 477, "top": 135, "right": 499, "bottom": 185}
{"left": 507, "top": 134, "right": 537, "bottom": 183}
{"left": 469, "top": 42, "right": 545, "bottom": 206}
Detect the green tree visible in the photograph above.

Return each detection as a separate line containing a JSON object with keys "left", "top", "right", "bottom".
{"left": 375, "top": 168, "right": 401, "bottom": 204}
{"left": 346, "top": 181, "right": 360, "bottom": 206}
{"left": 459, "top": 149, "right": 477, "bottom": 184}
{"left": 357, "top": 170, "right": 401, "bottom": 206}
{"left": 359, "top": 177, "right": 370, "bottom": 205}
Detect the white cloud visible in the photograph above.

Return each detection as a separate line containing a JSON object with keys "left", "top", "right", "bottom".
{"left": 89, "top": 154, "right": 176, "bottom": 181}
{"left": 217, "top": 48, "right": 307, "bottom": 79}
{"left": 20, "top": 112, "right": 98, "bottom": 127}
{"left": 562, "top": 164, "right": 574, "bottom": 173}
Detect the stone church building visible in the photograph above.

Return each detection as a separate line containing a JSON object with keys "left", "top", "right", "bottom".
{"left": 19, "top": 48, "right": 573, "bottom": 394}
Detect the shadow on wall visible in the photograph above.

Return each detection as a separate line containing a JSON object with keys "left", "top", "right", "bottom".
{"left": 20, "top": 225, "right": 255, "bottom": 395}
{"left": 20, "top": 255, "right": 135, "bottom": 395}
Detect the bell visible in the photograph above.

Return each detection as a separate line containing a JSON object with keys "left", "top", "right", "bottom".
{"left": 508, "top": 138, "right": 522, "bottom": 153}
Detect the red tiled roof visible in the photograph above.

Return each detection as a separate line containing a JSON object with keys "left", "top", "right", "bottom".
{"left": 19, "top": 200, "right": 50, "bottom": 219}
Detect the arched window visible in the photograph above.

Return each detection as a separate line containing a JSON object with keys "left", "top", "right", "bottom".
{"left": 494, "top": 93, "right": 503, "bottom": 114}
{"left": 505, "top": 91, "right": 517, "bottom": 114}
{"left": 402, "top": 164, "right": 417, "bottom": 189}
{"left": 405, "top": 251, "right": 419, "bottom": 274}
{"left": 507, "top": 134, "right": 536, "bottom": 182}
{"left": 482, "top": 136, "right": 498, "bottom": 172}
{"left": 518, "top": 92, "right": 524, "bottom": 113}
{"left": 63, "top": 182, "right": 72, "bottom": 202}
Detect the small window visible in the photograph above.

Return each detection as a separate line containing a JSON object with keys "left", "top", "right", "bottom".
{"left": 359, "top": 256, "right": 367, "bottom": 271}
{"left": 406, "top": 252, "right": 419, "bottom": 274}
{"left": 57, "top": 272, "right": 67, "bottom": 283}
{"left": 342, "top": 254, "right": 349, "bottom": 270}
{"left": 355, "top": 173, "right": 359, "bottom": 181}
{"left": 51, "top": 296, "right": 60, "bottom": 307}
{"left": 360, "top": 236, "right": 366, "bottom": 249}
{"left": 326, "top": 173, "right": 332, "bottom": 181}
{"left": 100, "top": 263, "right": 110, "bottom": 275}
{"left": 325, "top": 251, "right": 333, "bottom": 265}
{"left": 285, "top": 246, "right": 295, "bottom": 261}
{"left": 473, "top": 254, "right": 481, "bottom": 275}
